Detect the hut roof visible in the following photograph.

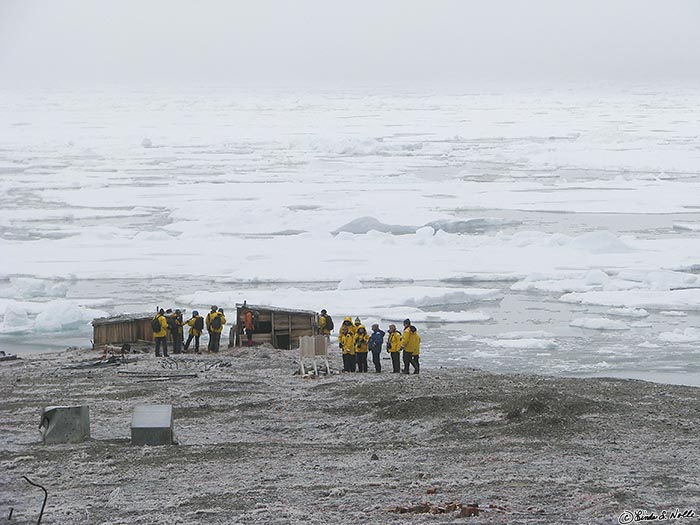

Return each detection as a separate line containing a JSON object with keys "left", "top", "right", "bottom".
{"left": 235, "top": 303, "right": 317, "bottom": 316}
{"left": 92, "top": 312, "right": 154, "bottom": 326}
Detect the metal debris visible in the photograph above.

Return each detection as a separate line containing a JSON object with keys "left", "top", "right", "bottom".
{"left": 22, "top": 476, "right": 47, "bottom": 524}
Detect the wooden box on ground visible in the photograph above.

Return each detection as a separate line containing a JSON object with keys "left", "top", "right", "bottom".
{"left": 232, "top": 304, "right": 318, "bottom": 349}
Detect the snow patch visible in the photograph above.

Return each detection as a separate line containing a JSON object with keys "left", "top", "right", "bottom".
{"left": 333, "top": 217, "right": 519, "bottom": 236}
{"left": 0, "top": 304, "right": 32, "bottom": 334}
{"left": 570, "top": 317, "right": 630, "bottom": 331}
{"left": 496, "top": 330, "right": 556, "bottom": 339}
{"left": 658, "top": 328, "right": 700, "bottom": 343}
{"left": 659, "top": 310, "right": 688, "bottom": 317}
{"left": 333, "top": 217, "right": 415, "bottom": 235}
{"left": 512, "top": 270, "right": 610, "bottom": 293}
{"left": 0, "top": 278, "right": 68, "bottom": 299}
{"left": 480, "top": 338, "right": 559, "bottom": 350}
{"left": 606, "top": 307, "right": 649, "bottom": 318}
{"left": 638, "top": 341, "right": 660, "bottom": 349}
{"left": 382, "top": 311, "right": 491, "bottom": 323}
{"left": 0, "top": 300, "right": 108, "bottom": 334}
{"left": 673, "top": 222, "right": 700, "bottom": 232}
{"left": 616, "top": 270, "right": 700, "bottom": 290}
{"left": 425, "top": 218, "right": 520, "bottom": 234}
{"left": 561, "top": 289, "right": 700, "bottom": 310}
{"left": 400, "top": 289, "right": 502, "bottom": 307}
{"left": 337, "top": 276, "right": 363, "bottom": 291}
{"left": 549, "top": 231, "right": 634, "bottom": 254}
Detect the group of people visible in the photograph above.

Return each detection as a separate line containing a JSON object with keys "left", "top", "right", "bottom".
{"left": 150, "top": 306, "right": 422, "bottom": 375}
{"left": 320, "top": 310, "right": 421, "bottom": 374}
{"left": 151, "top": 305, "right": 226, "bottom": 356}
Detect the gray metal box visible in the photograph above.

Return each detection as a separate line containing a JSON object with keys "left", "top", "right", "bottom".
{"left": 131, "top": 404, "right": 174, "bottom": 446}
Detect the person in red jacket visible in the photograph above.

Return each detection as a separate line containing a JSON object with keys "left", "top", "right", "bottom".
{"left": 244, "top": 309, "right": 255, "bottom": 346}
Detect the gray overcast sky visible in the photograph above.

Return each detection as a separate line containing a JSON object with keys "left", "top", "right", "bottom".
{"left": 1, "top": 0, "right": 699, "bottom": 87}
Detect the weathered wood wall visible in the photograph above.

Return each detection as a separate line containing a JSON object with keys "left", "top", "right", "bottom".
{"left": 95, "top": 310, "right": 317, "bottom": 348}
{"left": 93, "top": 319, "right": 154, "bottom": 346}
{"left": 236, "top": 308, "right": 317, "bottom": 349}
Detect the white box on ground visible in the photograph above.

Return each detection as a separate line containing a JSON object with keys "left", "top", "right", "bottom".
{"left": 40, "top": 405, "right": 90, "bottom": 444}
{"left": 131, "top": 404, "right": 174, "bottom": 446}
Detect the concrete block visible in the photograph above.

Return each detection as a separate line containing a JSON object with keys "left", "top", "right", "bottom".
{"left": 131, "top": 404, "right": 174, "bottom": 446}
{"left": 40, "top": 405, "right": 90, "bottom": 444}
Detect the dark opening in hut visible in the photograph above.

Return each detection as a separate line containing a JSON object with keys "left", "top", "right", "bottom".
{"left": 231, "top": 304, "right": 318, "bottom": 349}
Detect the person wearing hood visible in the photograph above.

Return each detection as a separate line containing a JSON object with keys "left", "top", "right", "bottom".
{"left": 339, "top": 316, "right": 354, "bottom": 338}
{"left": 353, "top": 317, "right": 362, "bottom": 334}
{"left": 319, "top": 309, "right": 334, "bottom": 337}
{"left": 354, "top": 325, "right": 370, "bottom": 372}
{"left": 152, "top": 308, "right": 169, "bottom": 357}
{"left": 339, "top": 318, "right": 356, "bottom": 372}
{"left": 368, "top": 324, "right": 386, "bottom": 373}
{"left": 169, "top": 309, "right": 184, "bottom": 354}
{"left": 243, "top": 308, "right": 255, "bottom": 346}
{"left": 386, "top": 324, "right": 402, "bottom": 373}
{"left": 408, "top": 324, "right": 421, "bottom": 374}
{"left": 206, "top": 306, "right": 226, "bottom": 353}
{"left": 184, "top": 310, "right": 204, "bottom": 353}
{"left": 401, "top": 318, "right": 413, "bottom": 374}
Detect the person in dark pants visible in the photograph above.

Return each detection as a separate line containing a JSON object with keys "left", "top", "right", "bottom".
{"left": 319, "top": 309, "right": 333, "bottom": 340}
{"left": 207, "top": 307, "right": 226, "bottom": 352}
{"left": 354, "top": 325, "right": 369, "bottom": 372}
{"left": 169, "top": 309, "right": 184, "bottom": 354}
{"left": 152, "top": 309, "right": 169, "bottom": 357}
{"left": 368, "top": 324, "right": 385, "bottom": 373}
{"left": 243, "top": 309, "right": 255, "bottom": 346}
{"left": 409, "top": 324, "right": 421, "bottom": 374}
{"left": 184, "top": 310, "right": 204, "bottom": 353}
{"left": 401, "top": 318, "right": 413, "bottom": 374}
{"left": 339, "top": 323, "right": 355, "bottom": 372}
{"left": 386, "top": 324, "right": 402, "bottom": 373}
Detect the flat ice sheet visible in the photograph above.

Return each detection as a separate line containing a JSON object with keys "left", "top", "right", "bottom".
{"left": 2, "top": 84, "right": 700, "bottom": 385}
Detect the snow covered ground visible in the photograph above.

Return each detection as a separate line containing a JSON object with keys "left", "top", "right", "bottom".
{"left": 2, "top": 84, "right": 700, "bottom": 385}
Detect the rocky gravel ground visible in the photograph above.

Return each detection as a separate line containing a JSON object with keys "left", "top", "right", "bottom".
{"left": 1, "top": 345, "right": 700, "bottom": 524}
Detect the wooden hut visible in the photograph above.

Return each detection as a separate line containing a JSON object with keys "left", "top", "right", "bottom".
{"left": 92, "top": 313, "right": 156, "bottom": 346}
{"left": 231, "top": 304, "right": 318, "bottom": 349}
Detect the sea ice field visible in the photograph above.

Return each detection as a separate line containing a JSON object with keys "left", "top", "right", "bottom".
{"left": 2, "top": 84, "right": 700, "bottom": 386}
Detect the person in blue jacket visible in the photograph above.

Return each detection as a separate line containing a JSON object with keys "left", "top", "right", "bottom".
{"left": 368, "top": 324, "right": 386, "bottom": 373}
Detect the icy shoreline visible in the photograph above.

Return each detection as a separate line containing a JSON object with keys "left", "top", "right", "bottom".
{"left": 1, "top": 346, "right": 698, "bottom": 524}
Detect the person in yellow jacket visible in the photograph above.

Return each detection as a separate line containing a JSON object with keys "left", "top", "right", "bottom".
{"left": 408, "top": 324, "right": 421, "bottom": 374}
{"left": 400, "top": 318, "right": 413, "bottom": 374}
{"left": 386, "top": 324, "right": 402, "bottom": 373}
{"left": 340, "top": 317, "right": 353, "bottom": 334}
{"left": 318, "top": 309, "right": 333, "bottom": 337}
{"left": 152, "top": 308, "right": 169, "bottom": 357}
{"left": 184, "top": 310, "right": 204, "bottom": 354}
{"left": 338, "top": 322, "right": 356, "bottom": 372}
{"left": 206, "top": 306, "right": 226, "bottom": 353}
{"left": 354, "top": 325, "right": 370, "bottom": 373}
{"left": 353, "top": 317, "right": 362, "bottom": 334}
